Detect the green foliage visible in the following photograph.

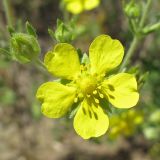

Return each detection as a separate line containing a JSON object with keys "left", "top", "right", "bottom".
{"left": 10, "top": 33, "right": 40, "bottom": 63}
{"left": 124, "top": 0, "right": 141, "bottom": 18}
{"left": 0, "top": 1, "right": 160, "bottom": 158}
{"left": 48, "top": 18, "right": 85, "bottom": 43}
{"left": 0, "top": 22, "right": 41, "bottom": 64}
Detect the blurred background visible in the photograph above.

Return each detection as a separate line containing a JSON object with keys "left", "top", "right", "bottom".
{"left": 0, "top": 0, "right": 160, "bottom": 160}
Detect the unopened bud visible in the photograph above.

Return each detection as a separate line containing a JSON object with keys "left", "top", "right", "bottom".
{"left": 124, "top": 2, "right": 141, "bottom": 18}
{"left": 10, "top": 33, "right": 40, "bottom": 63}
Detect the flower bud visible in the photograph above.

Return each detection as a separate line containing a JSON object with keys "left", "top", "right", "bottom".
{"left": 124, "top": 2, "right": 141, "bottom": 18}
{"left": 10, "top": 33, "right": 41, "bottom": 63}
{"left": 54, "top": 20, "right": 73, "bottom": 43}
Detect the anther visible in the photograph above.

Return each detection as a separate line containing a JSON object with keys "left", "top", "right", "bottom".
{"left": 74, "top": 97, "right": 78, "bottom": 103}
{"left": 78, "top": 93, "right": 84, "bottom": 98}
{"left": 94, "top": 98, "right": 99, "bottom": 104}
{"left": 87, "top": 94, "right": 91, "bottom": 98}
{"left": 99, "top": 93, "right": 104, "bottom": 99}
{"left": 93, "top": 90, "right": 97, "bottom": 95}
{"left": 97, "top": 86, "right": 102, "bottom": 90}
{"left": 100, "top": 73, "right": 105, "bottom": 78}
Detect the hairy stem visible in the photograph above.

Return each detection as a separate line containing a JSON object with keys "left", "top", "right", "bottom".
{"left": 3, "top": 0, "right": 14, "bottom": 27}
{"left": 119, "top": 0, "right": 152, "bottom": 72}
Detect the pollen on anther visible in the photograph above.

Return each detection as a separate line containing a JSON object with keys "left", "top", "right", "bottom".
{"left": 94, "top": 98, "right": 99, "bottom": 104}
{"left": 99, "top": 93, "right": 104, "bottom": 99}
{"left": 74, "top": 97, "right": 78, "bottom": 103}
{"left": 97, "top": 86, "right": 102, "bottom": 90}
{"left": 93, "top": 90, "right": 97, "bottom": 95}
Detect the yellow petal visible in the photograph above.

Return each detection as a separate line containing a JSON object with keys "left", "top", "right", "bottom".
{"left": 84, "top": 0, "right": 100, "bottom": 10}
{"left": 36, "top": 82, "right": 76, "bottom": 118}
{"left": 64, "top": 0, "right": 83, "bottom": 14}
{"left": 73, "top": 99, "right": 109, "bottom": 139}
{"left": 89, "top": 35, "right": 124, "bottom": 75}
{"left": 44, "top": 43, "right": 80, "bottom": 80}
{"left": 102, "top": 73, "right": 139, "bottom": 108}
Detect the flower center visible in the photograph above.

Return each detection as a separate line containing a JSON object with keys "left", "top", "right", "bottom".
{"left": 78, "top": 75, "right": 97, "bottom": 95}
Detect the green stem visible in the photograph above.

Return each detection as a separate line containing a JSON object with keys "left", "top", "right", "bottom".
{"left": 35, "top": 59, "right": 46, "bottom": 70}
{"left": 119, "top": 37, "right": 139, "bottom": 71}
{"left": 119, "top": 0, "right": 152, "bottom": 72}
{"left": 139, "top": 0, "right": 152, "bottom": 28}
{"left": 3, "top": 0, "right": 14, "bottom": 27}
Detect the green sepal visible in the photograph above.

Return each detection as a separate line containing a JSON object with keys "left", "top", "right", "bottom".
{"left": 10, "top": 33, "right": 41, "bottom": 63}
{"left": 138, "top": 71, "right": 149, "bottom": 90}
{"left": 124, "top": 0, "right": 141, "bottom": 19}
{"left": 77, "top": 48, "right": 83, "bottom": 60}
{"left": 26, "top": 21, "right": 37, "bottom": 38}
{"left": 99, "top": 98, "right": 112, "bottom": 114}
{"left": 69, "top": 103, "right": 80, "bottom": 119}
{"left": 48, "top": 28, "right": 55, "bottom": 40}
{"left": 48, "top": 18, "right": 80, "bottom": 43}
{"left": 81, "top": 53, "right": 90, "bottom": 65}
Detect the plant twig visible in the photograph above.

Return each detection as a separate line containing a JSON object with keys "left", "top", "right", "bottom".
{"left": 119, "top": 0, "right": 152, "bottom": 72}
{"left": 3, "top": 0, "right": 14, "bottom": 27}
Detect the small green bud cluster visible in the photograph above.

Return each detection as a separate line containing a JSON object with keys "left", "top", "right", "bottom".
{"left": 10, "top": 22, "right": 41, "bottom": 63}
{"left": 10, "top": 33, "right": 40, "bottom": 63}
{"left": 124, "top": 1, "right": 141, "bottom": 18}
{"left": 48, "top": 18, "right": 84, "bottom": 43}
{"left": 0, "top": 22, "right": 41, "bottom": 64}
{"left": 123, "top": 0, "right": 160, "bottom": 37}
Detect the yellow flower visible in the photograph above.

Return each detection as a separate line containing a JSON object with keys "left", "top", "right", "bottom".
{"left": 109, "top": 109, "right": 143, "bottom": 139}
{"left": 36, "top": 35, "right": 139, "bottom": 139}
{"left": 63, "top": 0, "right": 100, "bottom": 14}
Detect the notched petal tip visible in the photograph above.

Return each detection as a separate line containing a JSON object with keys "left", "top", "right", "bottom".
{"left": 44, "top": 43, "right": 81, "bottom": 80}
{"left": 36, "top": 82, "right": 76, "bottom": 118}
{"left": 89, "top": 34, "right": 124, "bottom": 75}
{"left": 73, "top": 99, "right": 109, "bottom": 139}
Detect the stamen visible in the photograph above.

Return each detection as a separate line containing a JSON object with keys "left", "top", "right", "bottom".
{"left": 99, "top": 93, "right": 104, "bottom": 99}
{"left": 94, "top": 98, "right": 99, "bottom": 104}
{"left": 97, "top": 86, "right": 102, "bottom": 90}
{"left": 78, "top": 93, "right": 84, "bottom": 98}
{"left": 74, "top": 97, "right": 78, "bottom": 103}
{"left": 100, "top": 73, "right": 105, "bottom": 78}
{"left": 80, "top": 65, "right": 84, "bottom": 71}
{"left": 87, "top": 94, "right": 91, "bottom": 98}
{"left": 93, "top": 90, "right": 97, "bottom": 95}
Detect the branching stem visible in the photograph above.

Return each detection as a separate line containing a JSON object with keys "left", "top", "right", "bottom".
{"left": 119, "top": 0, "right": 152, "bottom": 72}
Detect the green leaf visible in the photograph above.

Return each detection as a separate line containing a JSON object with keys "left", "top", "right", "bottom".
{"left": 10, "top": 33, "right": 41, "bottom": 63}
{"left": 26, "top": 21, "right": 37, "bottom": 37}
{"left": 69, "top": 103, "right": 80, "bottom": 119}
{"left": 99, "top": 98, "right": 112, "bottom": 114}
{"left": 48, "top": 28, "right": 55, "bottom": 40}
{"left": 81, "top": 53, "right": 90, "bottom": 65}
